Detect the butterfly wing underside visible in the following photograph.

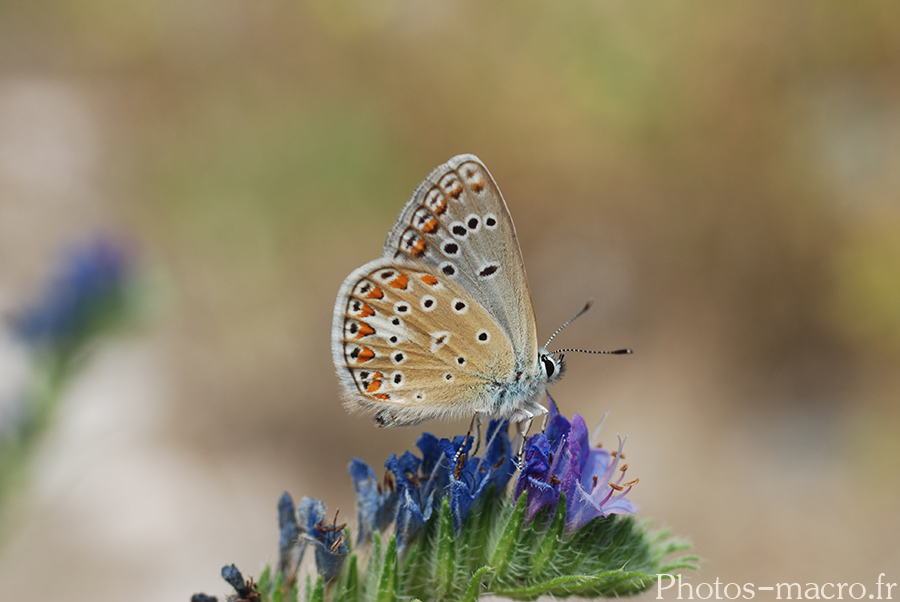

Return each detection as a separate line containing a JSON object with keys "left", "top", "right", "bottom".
{"left": 332, "top": 155, "right": 540, "bottom": 427}
{"left": 383, "top": 155, "right": 539, "bottom": 368}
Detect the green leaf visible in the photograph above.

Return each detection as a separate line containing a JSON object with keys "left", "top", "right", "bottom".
{"left": 258, "top": 565, "right": 273, "bottom": 595}
{"left": 487, "top": 493, "right": 527, "bottom": 587}
{"left": 375, "top": 535, "right": 399, "bottom": 602}
{"left": 334, "top": 553, "right": 358, "bottom": 602}
{"left": 306, "top": 576, "right": 325, "bottom": 602}
{"left": 272, "top": 569, "right": 285, "bottom": 602}
{"left": 460, "top": 566, "right": 492, "bottom": 602}
{"left": 433, "top": 498, "right": 457, "bottom": 599}
{"left": 530, "top": 492, "right": 567, "bottom": 579}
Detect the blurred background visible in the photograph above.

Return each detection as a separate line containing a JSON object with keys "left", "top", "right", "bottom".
{"left": 1, "top": 1, "right": 899, "bottom": 600}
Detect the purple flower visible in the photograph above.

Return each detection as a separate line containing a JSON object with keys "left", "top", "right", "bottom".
{"left": 13, "top": 238, "right": 134, "bottom": 350}
{"left": 349, "top": 458, "right": 397, "bottom": 544}
{"left": 514, "top": 398, "right": 637, "bottom": 531}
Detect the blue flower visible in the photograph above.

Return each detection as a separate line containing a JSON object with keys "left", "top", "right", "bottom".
{"left": 297, "top": 497, "right": 348, "bottom": 583}
{"left": 276, "top": 492, "right": 300, "bottom": 581}
{"left": 514, "top": 398, "right": 637, "bottom": 531}
{"left": 385, "top": 450, "right": 435, "bottom": 549}
{"left": 13, "top": 238, "right": 133, "bottom": 351}
{"left": 383, "top": 421, "right": 515, "bottom": 543}
{"left": 349, "top": 458, "right": 397, "bottom": 544}
{"left": 439, "top": 420, "right": 515, "bottom": 530}
{"left": 221, "top": 564, "right": 251, "bottom": 598}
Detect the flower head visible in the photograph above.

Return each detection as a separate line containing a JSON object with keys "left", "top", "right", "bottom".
{"left": 297, "top": 496, "right": 348, "bottom": 583}
{"left": 276, "top": 492, "right": 300, "bottom": 580}
{"left": 440, "top": 420, "right": 516, "bottom": 530}
{"left": 349, "top": 458, "right": 397, "bottom": 544}
{"left": 384, "top": 420, "right": 515, "bottom": 545}
{"left": 13, "top": 238, "right": 134, "bottom": 351}
{"left": 514, "top": 398, "right": 638, "bottom": 531}
{"left": 203, "top": 403, "right": 697, "bottom": 602}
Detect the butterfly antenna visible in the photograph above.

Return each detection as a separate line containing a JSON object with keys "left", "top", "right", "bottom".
{"left": 543, "top": 299, "right": 594, "bottom": 348}
{"left": 552, "top": 347, "right": 633, "bottom": 355}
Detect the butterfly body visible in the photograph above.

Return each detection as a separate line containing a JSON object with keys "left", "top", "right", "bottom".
{"left": 332, "top": 155, "right": 563, "bottom": 428}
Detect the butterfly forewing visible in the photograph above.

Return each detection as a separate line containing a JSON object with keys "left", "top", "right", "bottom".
{"left": 383, "top": 155, "right": 539, "bottom": 373}
{"left": 333, "top": 259, "right": 516, "bottom": 425}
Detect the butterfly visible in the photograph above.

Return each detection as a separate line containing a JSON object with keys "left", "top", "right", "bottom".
{"left": 332, "top": 154, "right": 626, "bottom": 435}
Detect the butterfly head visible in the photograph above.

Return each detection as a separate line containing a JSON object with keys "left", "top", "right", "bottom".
{"left": 539, "top": 349, "right": 566, "bottom": 384}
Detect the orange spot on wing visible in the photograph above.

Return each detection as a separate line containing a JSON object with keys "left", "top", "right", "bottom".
{"left": 421, "top": 218, "right": 439, "bottom": 234}
{"left": 366, "top": 379, "right": 381, "bottom": 393}
{"left": 389, "top": 273, "right": 409, "bottom": 289}
{"left": 356, "top": 347, "right": 375, "bottom": 363}
{"left": 355, "top": 321, "right": 375, "bottom": 339}
{"left": 445, "top": 181, "right": 464, "bottom": 198}
{"left": 420, "top": 274, "right": 439, "bottom": 286}
{"left": 471, "top": 180, "right": 484, "bottom": 192}
{"left": 426, "top": 193, "right": 447, "bottom": 215}
{"left": 409, "top": 238, "right": 426, "bottom": 257}
{"left": 366, "top": 286, "right": 384, "bottom": 300}
{"left": 372, "top": 393, "right": 391, "bottom": 401}
{"left": 358, "top": 303, "right": 375, "bottom": 318}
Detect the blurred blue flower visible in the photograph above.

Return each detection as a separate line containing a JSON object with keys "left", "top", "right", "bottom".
{"left": 514, "top": 399, "right": 637, "bottom": 531}
{"left": 221, "top": 564, "right": 251, "bottom": 598}
{"left": 348, "top": 458, "right": 397, "bottom": 544}
{"left": 13, "top": 238, "right": 134, "bottom": 352}
{"left": 276, "top": 491, "right": 300, "bottom": 580}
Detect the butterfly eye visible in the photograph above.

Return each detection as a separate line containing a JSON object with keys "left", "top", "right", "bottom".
{"left": 542, "top": 355, "right": 556, "bottom": 379}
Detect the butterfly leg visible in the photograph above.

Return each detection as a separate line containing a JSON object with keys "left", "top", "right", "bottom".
{"left": 512, "top": 411, "right": 535, "bottom": 470}
{"left": 512, "top": 400, "right": 550, "bottom": 469}
{"left": 454, "top": 411, "right": 484, "bottom": 465}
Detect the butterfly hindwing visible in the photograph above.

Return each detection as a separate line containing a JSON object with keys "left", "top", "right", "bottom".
{"left": 332, "top": 258, "right": 516, "bottom": 426}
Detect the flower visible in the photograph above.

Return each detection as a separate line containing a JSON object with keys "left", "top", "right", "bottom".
{"left": 221, "top": 564, "right": 253, "bottom": 598}
{"left": 200, "top": 402, "right": 697, "bottom": 602}
{"left": 384, "top": 420, "right": 515, "bottom": 546}
{"left": 514, "top": 398, "right": 638, "bottom": 531}
{"left": 13, "top": 238, "right": 134, "bottom": 350}
{"left": 385, "top": 449, "right": 436, "bottom": 549}
{"left": 296, "top": 496, "right": 348, "bottom": 583}
{"left": 276, "top": 492, "right": 300, "bottom": 581}
{"left": 348, "top": 457, "right": 397, "bottom": 544}
{"left": 439, "top": 419, "right": 516, "bottom": 531}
